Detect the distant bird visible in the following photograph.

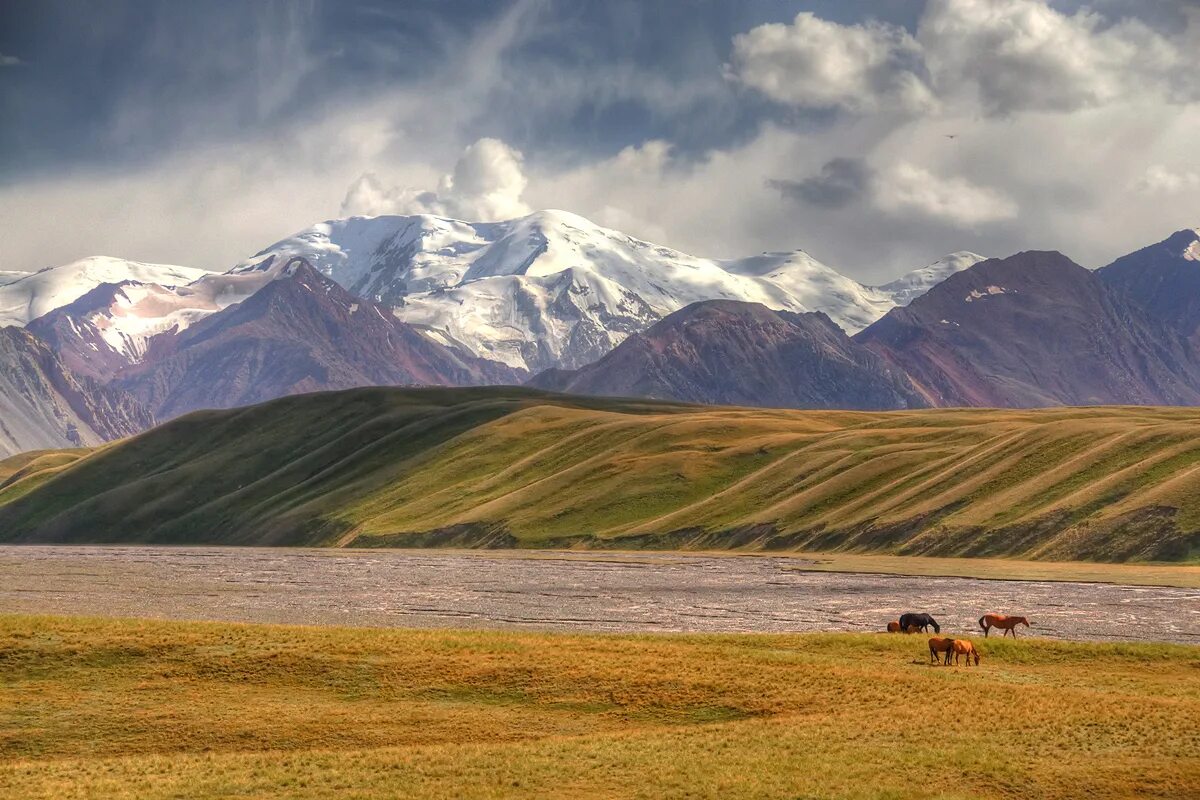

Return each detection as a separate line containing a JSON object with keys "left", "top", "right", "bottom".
{"left": 944, "top": 134, "right": 958, "bottom": 139}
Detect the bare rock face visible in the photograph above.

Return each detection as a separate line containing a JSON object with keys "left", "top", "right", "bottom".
{"left": 0, "top": 327, "right": 153, "bottom": 457}
{"left": 856, "top": 250, "right": 1200, "bottom": 408}
{"left": 1098, "top": 229, "right": 1200, "bottom": 340}
{"left": 114, "top": 259, "right": 525, "bottom": 420}
{"left": 531, "top": 299, "right": 925, "bottom": 410}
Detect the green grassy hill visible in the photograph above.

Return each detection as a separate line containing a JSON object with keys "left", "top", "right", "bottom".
{"left": 2, "top": 386, "right": 1199, "bottom": 561}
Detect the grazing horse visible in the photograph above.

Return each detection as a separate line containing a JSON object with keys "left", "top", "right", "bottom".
{"left": 951, "top": 639, "right": 981, "bottom": 666}
{"left": 899, "top": 613, "right": 940, "bottom": 634}
{"left": 887, "top": 621, "right": 902, "bottom": 633}
{"left": 905, "top": 624, "right": 921, "bottom": 634}
{"left": 928, "top": 637, "right": 955, "bottom": 665}
{"left": 979, "top": 614, "right": 1030, "bottom": 638}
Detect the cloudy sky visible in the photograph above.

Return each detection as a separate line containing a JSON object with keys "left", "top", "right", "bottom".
{"left": 1, "top": 0, "right": 1198, "bottom": 282}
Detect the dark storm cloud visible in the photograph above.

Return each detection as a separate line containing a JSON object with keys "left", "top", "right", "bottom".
{"left": 0, "top": 0, "right": 924, "bottom": 182}
{"left": 1, "top": 0, "right": 1196, "bottom": 282}
{"left": 771, "top": 157, "right": 875, "bottom": 208}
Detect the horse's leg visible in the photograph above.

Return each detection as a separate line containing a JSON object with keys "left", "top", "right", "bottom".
{"left": 983, "top": 625, "right": 989, "bottom": 638}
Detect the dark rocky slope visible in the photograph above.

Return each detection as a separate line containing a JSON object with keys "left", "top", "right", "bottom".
{"left": 530, "top": 300, "right": 924, "bottom": 410}
{"left": 114, "top": 259, "right": 524, "bottom": 420}
{"left": 0, "top": 327, "right": 153, "bottom": 457}
{"left": 855, "top": 250, "right": 1200, "bottom": 408}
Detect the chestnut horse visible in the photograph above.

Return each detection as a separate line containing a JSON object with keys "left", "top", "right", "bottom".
{"left": 928, "top": 636, "right": 955, "bottom": 664}
{"left": 887, "top": 621, "right": 902, "bottom": 633}
{"left": 979, "top": 614, "right": 1030, "bottom": 638}
{"left": 951, "top": 639, "right": 980, "bottom": 666}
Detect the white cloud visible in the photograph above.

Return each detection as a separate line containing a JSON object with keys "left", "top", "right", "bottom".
{"left": 918, "top": 0, "right": 1199, "bottom": 116}
{"left": 1133, "top": 165, "right": 1200, "bottom": 195}
{"left": 0, "top": 53, "right": 21, "bottom": 67}
{"left": 726, "top": 12, "right": 936, "bottom": 114}
{"left": 730, "top": 1, "right": 1199, "bottom": 119}
{"left": 874, "top": 163, "right": 1018, "bottom": 226}
{"left": 341, "top": 138, "right": 531, "bottom": 221}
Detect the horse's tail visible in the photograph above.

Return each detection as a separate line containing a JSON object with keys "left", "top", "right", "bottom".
{"left": 978, "top": 615, "right": 987, "bottom": 632}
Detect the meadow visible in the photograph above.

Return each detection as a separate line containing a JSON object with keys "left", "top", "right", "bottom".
{"left": 3, "top": 387, "right": 1200, "bottom": 561}
{"left": 0, "top": 614, "right": 1196, "bottom": 799}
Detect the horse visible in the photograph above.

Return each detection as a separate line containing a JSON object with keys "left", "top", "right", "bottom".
{"left": 899, "top": 613, "right": 940, "bottom": 634}
{"left": 978, "top": 614, "right": 1030, "bottom": 638}
{"left": 887, "top": 621, "right": 902, "bottom": 633}
{"left": 951, "top": 639, "right": 981, "bottom": 666}
{"left": 905, "top": 624, "right": 921, "bottom": 634}
{"left": 928, "top": 636, "right": 955, "bottom": 665}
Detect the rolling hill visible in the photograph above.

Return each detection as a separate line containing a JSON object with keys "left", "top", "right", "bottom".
{"left": 1, "top": 386, "right": 1197, "bottom": 562}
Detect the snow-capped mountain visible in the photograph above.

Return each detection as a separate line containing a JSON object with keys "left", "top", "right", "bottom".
{"left": 26, "top": 268, "right": 282, "bottom": 380}
{"left": 232, "top": 210, "right": 984, "bottom": 371}
{"left": 16, "top": 211, "right": 982, "bottom": 379}
{"left": 875, "top": 251, "right": 986, "bottom": 307}
{"left": 0, "top": 256, "right": 211, "bottom": 328}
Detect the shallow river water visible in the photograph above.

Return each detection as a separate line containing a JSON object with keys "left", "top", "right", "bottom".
{"left": 0, "top": 546, "right": 1195, "bottom": 643}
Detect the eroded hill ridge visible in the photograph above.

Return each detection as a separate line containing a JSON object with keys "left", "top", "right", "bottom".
{"left": 1, "top": 387, "right": 1196, "bottom": 562}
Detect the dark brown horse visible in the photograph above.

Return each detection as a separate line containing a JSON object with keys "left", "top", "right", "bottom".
{"left": 928, "top": 636, "right": 955, "bottom": 664}
{"left": 979, "top": 614, "right": 1030, "bottom": 638}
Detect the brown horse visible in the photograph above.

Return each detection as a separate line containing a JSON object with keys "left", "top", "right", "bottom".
{"left": 887, "top": 621, "right": 902, "bottom": 633}
{"left": 905, "top": 624, "right": 921, "bottom": 634}
{"left": 928, "top": 636, "right": 955, "bottom": 664}
{"left": 979, "top": 614, "right": 1030, "bottom": 638}
{"left": 951, "top": 639, "right": 981, "bottom": 666}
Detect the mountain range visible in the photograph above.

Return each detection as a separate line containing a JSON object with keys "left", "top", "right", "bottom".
{"left": 2, "top": 211, "right": 1199, "bottom": 458}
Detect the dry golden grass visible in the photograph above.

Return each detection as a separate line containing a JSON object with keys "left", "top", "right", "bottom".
{"left": 1, "top": 614, "right": 1196, "bottom": 799}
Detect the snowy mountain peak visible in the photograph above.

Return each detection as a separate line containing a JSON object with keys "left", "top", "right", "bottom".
{"left": 0, "top": 256, "right": 211, "bottom": 328}
{"left": 1175, "top": 228, "right": 1200, "bottom": 261}
{"left": 874, "top": 251, "right": 987, "bottom": 307}
{"left": 227, "top": 210, "right": 987, "bottom": 371}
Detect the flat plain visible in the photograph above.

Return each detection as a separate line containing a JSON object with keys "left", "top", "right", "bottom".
{"left": 1, "top": 614, "right": 1196, "bottom": 799}
{"left": 1, "top": 546, "right": 1196, "bottom": 642}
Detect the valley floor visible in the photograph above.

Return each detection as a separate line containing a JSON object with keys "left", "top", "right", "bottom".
{"left": 0, "top": 615, "right": 1196, "bottom": 799}
{"left": 2, "top": 546, "right": 1196, "bottom": 642}
{"left": 745, "top": 550, "right": 1200, "bottom": 588}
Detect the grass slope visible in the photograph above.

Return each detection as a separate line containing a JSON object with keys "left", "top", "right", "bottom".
{"left": 0, "top": 615, "right": 1196, "bottom": 799}
{"left": 2, "top": 387, "right": 1200, "bottom": 560}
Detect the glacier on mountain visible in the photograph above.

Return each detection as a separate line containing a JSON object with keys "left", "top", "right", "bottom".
{"left": 12, "top": 211, "right": 983, "bottom": 374}
{"left": 232, "top": 210, "right": 984, "bottom": 371}
{"left": 0, "top": 256, "right": 211, "bottom": 328}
